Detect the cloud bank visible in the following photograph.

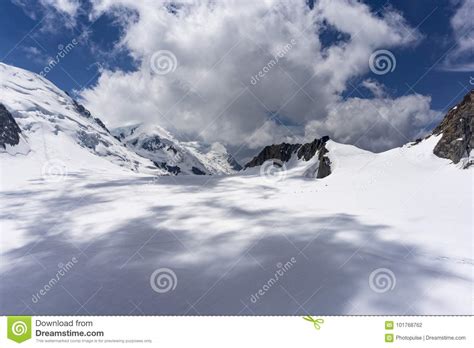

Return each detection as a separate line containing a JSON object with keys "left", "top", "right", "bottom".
{"left": 76, "top": 0, "right": 438, "bottom": 152}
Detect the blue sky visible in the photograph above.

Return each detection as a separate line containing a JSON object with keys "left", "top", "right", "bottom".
{"left": 0, "top": 0, "right": 472, "bottom": 152}
{"left": 0, "top": 0, "right": 133, "bottom": 94}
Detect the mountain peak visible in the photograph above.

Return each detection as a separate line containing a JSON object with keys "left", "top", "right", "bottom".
{"left": 112, "top": 124, "right": 241, "bottom": 175}
{"left": 0, "top": 62, "right": 168, "bottom": 175}
{"left": 0, "top": 62, "right": 240, "bottom": 176}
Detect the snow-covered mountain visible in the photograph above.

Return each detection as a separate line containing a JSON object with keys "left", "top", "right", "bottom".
{"left": 243, "top": 90, "right": 473, "bottom": 178}
{"left": 3, "top": 61, "right": 470, "bottom": 183}
{"left": 0, "top": 63, "right": 170, "bottom": 177}
{"left": 182, "top": 141, "right": 242, "bottom": 174}
{"left": 113, "top": 124, "right": 241, "bottom": 175}
{"left": 0, "top": 63, "right": 240, "bottom": 177}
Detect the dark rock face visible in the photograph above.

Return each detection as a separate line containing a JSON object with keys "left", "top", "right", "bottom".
{"left": 244, "top": 143, "right": 301, "bottom": 168}
{"left": 316, "top": 146, "right": 331, "bottom": 178}
{"left": 296, "top": 135, "right": 330, "bottom": 161}
{"left": 245, "top": 136, "right": 331, "bottom": 178}
{"left": 0, "top": 103, "right": 22, "bottom": 149}
{"left": 73, "top": 99, "right": 92, "bottom": 118}
{"left": 433, "top": 90, "right": 473, "bottom": 164}
{"left": 94, "top": 118, "right": 110, "bottom": 133}
{"left": 72, "top": 99, "right": 110, "bottom": 133}
{"left": 155, "top": 161, "right": 181, "bottom": 175}
{"left": 141, "top": 136, "right": 165, "bottom": 151}
{"left": 191, "top": 166, "right": 206, "bottom": 175}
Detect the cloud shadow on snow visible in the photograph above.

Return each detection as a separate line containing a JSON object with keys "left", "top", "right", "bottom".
{"left": 0, "top": 174, "right": 470, "bottom": 315}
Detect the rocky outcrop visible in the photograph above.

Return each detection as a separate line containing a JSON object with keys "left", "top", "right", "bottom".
{"left": 191, "top": 166, "right": 206, "bottom": 175}
{"left": 296, "top": 136, "right": 330, "bottom": 161}
{"left": 244, "top": 143, "right": 301, "bottom": 168}
{"left": 0, "top": 103, "right": 21, "bottom": 149}
{"left": 296, "top": 136, "right": 331, "bottom": 178}
{"left": 315, "top": 144, "right": 331, "bottom": 178}
{"left": 245, "top": 136, "right": 331, "bottom": 178}
{"left": 72, "top": 99, "right": 110, "bottom": 133}
{"left": 155, "top": 161, "right": 181, "bottom": 175}
{"left": 72, "top": 99, "right": 92, "bottom": 118}
{"left": 433, "top": 90, "right": 473, "bottom": 164}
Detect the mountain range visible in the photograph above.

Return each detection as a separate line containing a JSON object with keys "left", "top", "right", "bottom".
{"left": 1, "top": 61, "right": 473, "bottom": 178}
{"left": 0, "top": 63, "right": 241, "bottom": 177}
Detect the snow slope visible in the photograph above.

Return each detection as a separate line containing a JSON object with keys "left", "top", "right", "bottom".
{"left": 1, "top": 134, "right": 472, "bottom": 315}
{"left": 0, "top": 63, "right": 168, "bottom": 180}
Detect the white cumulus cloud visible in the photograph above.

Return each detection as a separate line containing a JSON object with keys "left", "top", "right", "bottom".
{"left": 78, "top": 0, "right": 436, "bottom": 153}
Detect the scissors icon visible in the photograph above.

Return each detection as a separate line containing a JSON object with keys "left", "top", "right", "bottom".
{"left": 303, "top": 315, "right": 324, "bottom": 330}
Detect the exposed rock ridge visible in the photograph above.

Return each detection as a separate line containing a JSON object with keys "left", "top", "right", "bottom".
{"left": 0, "top": 103, "right": 22, "bottom": 149}
{"left": 72, "top": 99, "right": 111, "bottom": 134}
{"left": 244, "top": 142, "right": 301, "bottom": 168}
{"left": 296, "top": 135, "right": 330, "bottom": 161}
{"left": 432, "top": 90, "right": 473, "bottom": 165}
{"left": 245, "top": 136, "right": 331, "bottom": 178}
